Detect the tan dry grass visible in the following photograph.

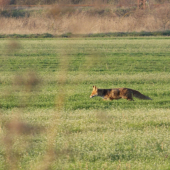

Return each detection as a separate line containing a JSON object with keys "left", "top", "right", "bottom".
{"left": 0, "top": 15, "right": 160, "bottom": 34}
{"left": 1, "top": 4, "right": 170, "bottom": 35}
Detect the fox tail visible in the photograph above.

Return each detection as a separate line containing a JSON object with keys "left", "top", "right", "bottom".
{"left": 131, "top": 89, "right": 152, "bottom": 100}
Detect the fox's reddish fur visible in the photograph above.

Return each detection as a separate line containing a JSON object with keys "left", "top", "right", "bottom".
{"left": 90, "top": 86, "right": 152, "bottom": 101}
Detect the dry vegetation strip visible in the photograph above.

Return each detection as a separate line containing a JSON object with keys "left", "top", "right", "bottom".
{"left": 0, "top": 2, "right": 170, "bottom": 34}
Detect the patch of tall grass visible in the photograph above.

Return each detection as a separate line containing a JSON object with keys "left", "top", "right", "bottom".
{"left": 0, "top": 3, "right": 170, "bottom": 35}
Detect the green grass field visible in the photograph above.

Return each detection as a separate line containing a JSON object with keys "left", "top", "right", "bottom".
{"left": 0, "top": 37, "right": 170, "bottom": 170}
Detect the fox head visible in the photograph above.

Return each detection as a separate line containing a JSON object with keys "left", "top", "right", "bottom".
{"left": 90, "top": 86, "right": 98, "bottom": 98}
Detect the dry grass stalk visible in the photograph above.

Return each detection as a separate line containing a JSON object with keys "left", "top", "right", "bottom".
{"left": 1, "top": 38, "right": 70, "bottom": 169}
{"left": 2, "top": 117, "right": 44, "bottom": 170}
{"left": 5, "top": 119, "right": 44, "bottom": 135}
{"left": 5, "top": 39, "right": 21, "bottom": 56}
{"left": 30, "top": 50, "right": 70, "bottom": 170}
{"left": 0, "top": 68, "right": 43, "bottom": 169}
{"left": 13, "top": 72, "right": 40, "bottom": 92}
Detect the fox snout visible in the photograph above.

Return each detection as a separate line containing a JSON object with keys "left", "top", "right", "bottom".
{"left": 90, "top": 94, "right": 97, "bottom": 98}
{"left": 90, "top": 95, "right": 93, "bottom": 98}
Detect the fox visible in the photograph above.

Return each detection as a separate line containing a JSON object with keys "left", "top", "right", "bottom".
{"left": 90, "top": 86, "right": 152, "bottom": 101}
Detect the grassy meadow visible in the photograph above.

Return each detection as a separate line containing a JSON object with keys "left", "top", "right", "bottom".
{"left": 0, "top": 37, "right": 170, "bottom": 169}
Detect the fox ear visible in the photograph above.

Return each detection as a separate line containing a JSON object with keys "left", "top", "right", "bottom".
{"left": 93, "top": 86, "right": 97, "bottom": 90}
